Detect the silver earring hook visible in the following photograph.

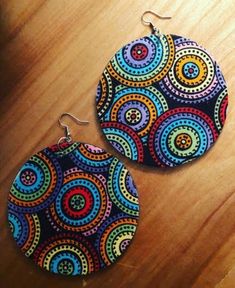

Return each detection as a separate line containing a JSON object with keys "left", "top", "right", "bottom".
{"left": 141, "top": 11, "right": 172, "bottom": 35}
{"left": 57, "top": 112, "right": 89, "bottom": 148}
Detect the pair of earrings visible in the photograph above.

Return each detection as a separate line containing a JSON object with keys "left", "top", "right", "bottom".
{"left": 8, "top": 11, "right": 228, "bottom": 276}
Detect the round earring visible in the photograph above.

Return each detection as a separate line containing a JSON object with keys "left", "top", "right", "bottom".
{"left": 8, "top": 113, "right": 139, "bottom": 276}
{"left": 96, "top": 11, "right": 228, "bottom": 168}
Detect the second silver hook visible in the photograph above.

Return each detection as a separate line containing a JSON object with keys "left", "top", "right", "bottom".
{"left": 58, "top": 112, "right": 89, "bottom": 145}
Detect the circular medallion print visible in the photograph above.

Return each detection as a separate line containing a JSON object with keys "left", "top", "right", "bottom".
{"left": 8, "top": 142, "right": 139, "bottom": 276}
{"left": 96, "top": 34, "right": 228, "bottom": 167}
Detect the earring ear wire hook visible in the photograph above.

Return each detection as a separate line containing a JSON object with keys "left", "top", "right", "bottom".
{"left": 141, "top": 11, "right": 172, "bottom": 35}
{"left": 58, "top": 112, "right": 89, "bottom": 148}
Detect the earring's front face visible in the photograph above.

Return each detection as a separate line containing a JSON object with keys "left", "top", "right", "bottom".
{"left": 8, "top": 142, "right": 139, "bottom": 276}
{"left": 96, "top": 34, "right": 228, "bottom": 167}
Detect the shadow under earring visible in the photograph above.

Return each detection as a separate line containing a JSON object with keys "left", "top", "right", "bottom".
{"left": 96, "top": 11, "right": 228, "bottom": 168}
{"left": 8, "top": 113, "right": 139, "bottom": 276}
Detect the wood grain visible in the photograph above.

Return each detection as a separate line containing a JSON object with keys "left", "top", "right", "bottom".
{"left": 0, "top": 1, "right": 234, "bottom": 287}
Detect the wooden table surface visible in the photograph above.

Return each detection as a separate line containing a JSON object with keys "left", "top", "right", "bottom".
{"left": 0, "top": 1, "right": 235, "bottom": 287}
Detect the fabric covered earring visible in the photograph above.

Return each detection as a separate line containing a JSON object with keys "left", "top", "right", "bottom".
{"left": 8, "top": 113, "right": 139, "bottom": 276}
{"left": 96, "top": 11, "right": 228, "bottom": 168}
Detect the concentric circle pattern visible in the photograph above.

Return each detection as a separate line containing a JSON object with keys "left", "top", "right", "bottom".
{"left": 8, "top": 142, "right": 139, "bottom": 275}
{"left": 96, "top": 34, "right": 228, "bottom": 167}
